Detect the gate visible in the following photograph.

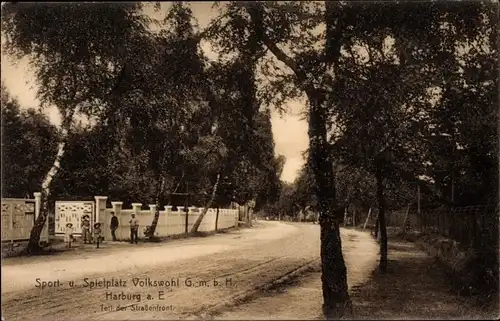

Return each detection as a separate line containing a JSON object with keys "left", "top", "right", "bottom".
{"left": 55, "top": 201, "right": 95, "bottom": 236}
{"left": 1, "top": 198, "right": 36, "bottom": 242}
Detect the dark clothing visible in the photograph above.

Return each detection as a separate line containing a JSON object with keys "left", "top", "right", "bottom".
{"left": 130, "top": 227, "right": 138, "bottom": 244}
{"left": 110, "top": 216, "right": 119, "bottom": 241}
{"left": 110, "top": 216, "right": 119, "bottom": 229}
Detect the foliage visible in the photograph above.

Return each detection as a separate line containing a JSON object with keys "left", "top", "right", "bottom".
{"left": 1, "top": 2, "right": 283, "bottom": 216}
{"left": 1, "top": 2, "right": 153, "bottom": 120}
{"left": 1, "top": 83, "right": 59, "bottom": 197}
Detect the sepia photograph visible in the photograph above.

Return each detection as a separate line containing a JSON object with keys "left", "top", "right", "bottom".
{"left": 1, "top": 1, "right": 498, "bottom": 320}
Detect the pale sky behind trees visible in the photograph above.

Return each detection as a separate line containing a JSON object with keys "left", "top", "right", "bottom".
{"left": 1, "top": 2, "right": 309, "bottom": 183}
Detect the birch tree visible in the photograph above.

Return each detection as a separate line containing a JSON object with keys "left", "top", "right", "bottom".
{"left": 1, "top": 2, "right": 153, "bottom": 251}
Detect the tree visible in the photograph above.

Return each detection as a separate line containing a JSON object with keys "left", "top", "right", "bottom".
{"left": 49, "top": 123, "right": 157, "bottom": 205}
{"left": 2, "top": 2, "right": 155, "bottom": 251}
{"left": 209, "top": 2, "right": 353, "bottom": 316}
{"left": 205, "top": 1, "right": 488, "bottom": 311}
{"left": 326, "top": 0, "right": 489, "bottom": 274}
{"left": 190, "top": 7, "right": 283, "bottom": 231}
{"left": 422, "top": 2, "right": 498, "bottom": 207}
{"left": 1, "top": 83, "right": 59, "bottom": 198}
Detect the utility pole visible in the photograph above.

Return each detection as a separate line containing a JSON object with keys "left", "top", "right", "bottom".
{"left": 417, "top": 184, "right": 421, "bottom": 230}
{"left": 451, "top": 172, "right": 455, "bottom": 203}
{"left": 185, "top": 182, "right": 189, "bottom": 234}
{"left": 417, "top": 185, "right": 421, "bottom": 215}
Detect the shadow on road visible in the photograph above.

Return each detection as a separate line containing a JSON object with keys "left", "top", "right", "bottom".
{"left": 350, "top": 238, "right": 499, "bottom": 320}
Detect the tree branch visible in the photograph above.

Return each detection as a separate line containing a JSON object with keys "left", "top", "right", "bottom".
{"left": 107, "top": 64, "right": 127, "bottom": 97}
{"left": 243, "top": 2, "right": 313, "bottom": 93}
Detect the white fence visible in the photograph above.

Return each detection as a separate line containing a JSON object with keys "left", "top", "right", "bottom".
{"left": 1, "top": 193, "right": 49, "bottom": 243}
{"left": 54, "top": 201, "right": 95, "bottom": 236}
{"left": 2, "top": 194, "right": 240, "bottom": 243}
{"left": 97, "top": 200, "right": 238, "bottom": 241}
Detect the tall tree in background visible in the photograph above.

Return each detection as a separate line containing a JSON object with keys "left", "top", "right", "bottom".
{"left": 129, "top": 3, "right": 215, "bottom": 238}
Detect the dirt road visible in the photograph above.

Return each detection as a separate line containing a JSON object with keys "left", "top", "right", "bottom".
{"left": 1, "top": 221, "right": 378, "bottom": 321}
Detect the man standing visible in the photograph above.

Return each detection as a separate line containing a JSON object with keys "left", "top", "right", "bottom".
{"left": 110, "top": 212, "right": 119, "bottom": 241}
{"left": 129, "top": 213, "right": 139, "bottom": 244}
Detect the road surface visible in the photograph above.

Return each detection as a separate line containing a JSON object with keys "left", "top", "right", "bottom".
{"left": 1, "top": 221, "right": 378, "bottom": 321}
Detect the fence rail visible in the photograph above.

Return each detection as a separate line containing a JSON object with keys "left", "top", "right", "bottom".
{"left": 346, "top": 204, "right": 498, "bottom": 252}
{"left": 413, "top": 204, "right": 499, "bottom": 251}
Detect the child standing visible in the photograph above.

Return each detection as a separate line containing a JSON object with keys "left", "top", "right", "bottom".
{"left": 64, "top": 223, "right": 74, "bottom": 249}
{"left": 81, "top": 215, "right": 91, "bottom": 244}
{"left": 93, "top": 222, "right": 102, "bottom": 249}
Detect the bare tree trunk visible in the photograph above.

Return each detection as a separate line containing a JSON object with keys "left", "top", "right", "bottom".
{"left": 190, "top": 173, "right": 221, "bottom": 233}
{"left": 146, "top": 176, "right": 166, "bottom": 239}
{"left": 374, "top": 213, "right": 380, "bottom": 239}
{"left": 27, "top": 114, "right": 73, "bottom": 253}
{"left": 376, "top": 167, "right": 388, "bottom": 274}
{"left": 363, "top": 208, "right": 372, "bottom": 230}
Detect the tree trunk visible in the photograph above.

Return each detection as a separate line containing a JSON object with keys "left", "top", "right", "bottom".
{"left": 146, "top": 176, "right": 165, "bottom": 238}
{"left": 320, "top": 216, "right": 351, "bottom": 319}
{"left": 244, "top": 3, "right": 350, "bottom": 317}
{"left": 363, "top": 208, "right": 372, "bottom": 230}
{"left": 190, "top": 173, "right": 221, "bottom": 233}
{"left": 27, "top": 115, "right": 73, "bottom": 253}
{"left": 375, "top": 167, "right": 388, "bottom": 274}
{"left": 309, "top": 96, "right": 351, "bottom": 319}
{"left": 374, "top": 214, "right": 380, "bottom": 239}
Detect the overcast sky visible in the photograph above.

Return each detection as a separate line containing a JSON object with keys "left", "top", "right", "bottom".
{"left": 1, "top": 2, "right": 308, "bottom": 183}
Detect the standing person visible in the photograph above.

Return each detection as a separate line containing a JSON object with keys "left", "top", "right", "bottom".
{"left": 64, "top": 223, "right": 74, "bottom": 249}
{"left": 81, "top": 215, "right": 91, "bottom": 244}
{"left": 93, "top": 222, "right": 102, "bottom": 249}
{"left": 129, "top": 213, "right": 139, "bottom": 244}
{"left": 110, "top": 211, "right": 119, "bottom": 241}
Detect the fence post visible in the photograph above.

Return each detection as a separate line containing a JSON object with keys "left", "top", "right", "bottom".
{"left": 400, "top": 204, "right": 410, "bottom": 234}
{"left": 131, "top": 203, "right": 142, "bottom": 215}
{"left": 111, "top": 202, "right": 123, "bottom": 213}
{"left": 94, "top": 196, "right": 108, "bottom": 225}
{"left": 9, "top": 202, "right": 14, "bottom": 245}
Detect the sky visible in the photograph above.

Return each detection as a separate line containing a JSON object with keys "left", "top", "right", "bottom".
{"left": 0, "top": 2, "right": 308, "bottom": 183}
